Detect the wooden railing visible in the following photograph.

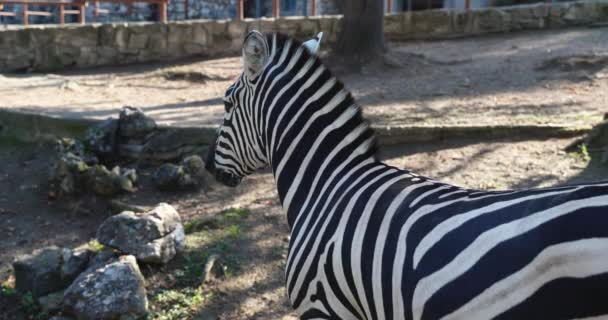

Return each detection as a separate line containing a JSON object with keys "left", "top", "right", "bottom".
{"left": 235, "top": 0, "right": 402, "bottom": 20}
{"left": 0, "top": 0, "right": 168, "bottom": 24}
{"left": 0, "top": 0, "right": 86, "bottom": 25}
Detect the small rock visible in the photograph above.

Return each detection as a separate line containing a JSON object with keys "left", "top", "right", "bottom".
{"left": 60, "top": 80, "right": 80, "bottom": 91}
{"left": 153, "top": 163, "right": 186, "bottom": 191}
{"left": 86, "top": 165, "right": 137, "bottom": 196}
{"left": 49, "top": 139, "right": 98, "bottom": 197}
{"left": 87, "top": 248, "right": 117, "bottom": 269}
{"left": 38, "top": 290, "right": 64, "bottom": 314}
{"left": 96, "top": 203, "right": 185, "bottom": 264}
{"left": 182, "top": 155, "right": 205, "bottom": 176}
{"left": 154, "top": 158, "right": 206, "bottom": 191}
{"left": 61, "top": 248, "right": 93, "bottom": 283}
{"left": 13, "top": 246, "right": 66, "bottom": 297}
{"left": 63, "top": 255, "right": 148, "bottom": 320}
{"left": 85, "top": 119, "right": 118, "bottom": 156}
{"left": 118, "top": 106, "right": 157, "bottom": 138}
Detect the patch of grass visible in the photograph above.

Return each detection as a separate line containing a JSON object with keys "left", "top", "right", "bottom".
{"left": 184, "top": 207, "right": 250, "bottom": 234}
{"left": 226, "top": 225, "right": 241, "bottom": 240}
{"left": 223, "top": 207, "right": 250, "bottom": 221}
{"left": 20, "top": 291, "right": 46, "bottom": 319}
{"left": 1, "top": 281, "right": 16, "bottom": 296}
{"left": 570, "top": 143, "right": 592, "bottom": 162}
{"left": 149, "top": 208, "right": 250, "bottom": 319}
{"left": 0, "top": 135, "right": 24, "bottom": 148}
{"left": 149, "top": 287, "right": 212, "bottom": 320}
{"left": 87, "top": 239, "right": 105, "bottom": 253}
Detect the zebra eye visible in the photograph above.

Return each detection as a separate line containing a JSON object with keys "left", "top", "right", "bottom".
{"left": 224, "top": 101, "right": 233, "bottom": 113}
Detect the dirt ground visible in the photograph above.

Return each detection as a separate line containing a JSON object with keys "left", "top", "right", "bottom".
{"left": 0, "top": 27, "right": 607, "bottom": 128}
{"left": 1, "top": 136, "right": 607, "bottom": 319}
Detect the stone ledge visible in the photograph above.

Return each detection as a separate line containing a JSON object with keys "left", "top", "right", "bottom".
{"left": 0, "top": 108, "right": 592, "bottom": 147}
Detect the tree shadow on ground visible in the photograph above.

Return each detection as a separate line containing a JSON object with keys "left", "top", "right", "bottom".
{"left": 334, "top": 28, "right": 608, "bottom": 128}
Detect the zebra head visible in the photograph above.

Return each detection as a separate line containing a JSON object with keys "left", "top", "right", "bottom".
{"left": 206, "top": 31, "right": 323, "bottom": 187}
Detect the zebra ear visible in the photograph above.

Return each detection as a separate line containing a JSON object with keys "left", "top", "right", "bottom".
{"left": 242, "top": 30, "right": 269, "bottom": 78}
{"left": 302, "top": 32, "right": 323, "bottom": 55}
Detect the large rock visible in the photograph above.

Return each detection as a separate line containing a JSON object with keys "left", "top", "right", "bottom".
{"left": 38, "top": 290, "right": 65, "bottom": 314}
{"left": 85, "top": 119, "right": 118, "bottom": 156}
{"left": 118, "top": 106, "right": 157, "bottom": 139}
{"left": 153, "top": 155, "right": 207, "bottom": 191}
{"left": 86, "top": 165, "right": 137, "bottom": 196}
{"left": 61, "top": 248, "right": 93, "bottom": 283}
{"left": 13, "top": 247, "right": 66, "bottom": 297}
{"left": 63, "top": 255, "right": 148, "bottom": 320}
{"left": 153, "top": 163, "right": 186, "bottom": 191}
{"left": 49, "top": 138, "right": 98, "bottom": 197}
{"left": 96, "top": 203, "right": 185, "bottom": 264}
{"left": 49, "top": 152, "right": 91, "bottom": 196}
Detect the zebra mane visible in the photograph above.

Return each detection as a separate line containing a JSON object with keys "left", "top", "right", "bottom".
{"left": 265, "top": 32, "right": 379, "bottom": 160}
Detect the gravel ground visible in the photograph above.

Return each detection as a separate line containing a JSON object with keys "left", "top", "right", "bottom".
{"left": 1, "top": 136, "right": 607, "bottom": 319}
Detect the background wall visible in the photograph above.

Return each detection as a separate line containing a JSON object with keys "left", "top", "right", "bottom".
{"left": 0, "top": 0, "right": 607, "bottom": 72}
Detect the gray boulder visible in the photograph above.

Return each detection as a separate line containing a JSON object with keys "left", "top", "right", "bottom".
{"left": 153, "top": 155, "right": 207, "bottom": 191}
{"left": 118, "top": 106, "right": 157, "bottom": 139}
{"left": 153, "top": 163, "right": 186, "bottom": 190}
{"left": 61, "top": 248, "right": 93, "bottom": 283}
{"left": 49, "top": 138, "right": 100, "bottom": 197}
{"left": 96, "top": 203, "right": 185, "bottom": 264}
{"left": 86, "top": 165, "right": 137, "bottom": 196}
{"left": 38, "top": 290, "right": 64, "bottom": 314}
{"left": 139, "top": 128, "right": 207, "bottom": 162}
{"left": 13, "top": 246, "right": 93, "bottom": 298}
{"left": 85, "top": 119, "right": 118, "bottom": 156}
{"left": 13, "top": 246, "right": 66, "bottom": 297}
{"left": 182, "top": 155, "right": 206, "bottom": 177}
{"left": 49, "top": 153, "right": 90, "bottom": 196}
{"left": 87, "top": 248, "right": 118, "bottom": 269}
{"left": 63, "top": 255, "right": 148, "bottom": 320}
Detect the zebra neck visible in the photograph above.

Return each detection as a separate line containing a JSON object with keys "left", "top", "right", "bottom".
{"left": 268, "top": 104, "right": 377, "bottom": 229}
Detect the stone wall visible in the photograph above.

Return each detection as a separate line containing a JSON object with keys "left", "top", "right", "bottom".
{"left": 1, "top": 0, "right": 607, "bottom": 72}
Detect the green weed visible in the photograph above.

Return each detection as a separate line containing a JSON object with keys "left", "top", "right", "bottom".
{"left": 570, "top": 143, "right": 592, "bottom": 162}
{"left": 149, "top": 287, "right": 212, "bottom": 320}
{"left": 87, "top": 239, "right": 105, "bottom": 253}
{"left": 0, "top": 282, "right": 15, "bottom": 296}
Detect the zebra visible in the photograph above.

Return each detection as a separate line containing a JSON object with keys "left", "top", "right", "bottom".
{"left": 205, "top": 30, "right": 608, "bottom": 320}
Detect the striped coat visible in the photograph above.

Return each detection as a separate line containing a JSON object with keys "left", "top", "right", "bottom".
{"left": 206, "top": 31, "right": 608, "bottom": 320}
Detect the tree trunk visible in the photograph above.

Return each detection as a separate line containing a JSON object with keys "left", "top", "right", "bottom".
{"left": 335, "top": 0, "right": 385, "bottom": 63}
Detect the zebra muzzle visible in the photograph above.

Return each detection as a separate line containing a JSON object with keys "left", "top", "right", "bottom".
{"left": 214, "top": 170, "right": 242, "bottom": 187}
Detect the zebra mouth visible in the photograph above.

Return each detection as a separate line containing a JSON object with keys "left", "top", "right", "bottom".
{"left": 205, "top": 142, "right": 242, "bottom": 187}
{"left": 214, "top": 170, "right": 242, "bottom": 187}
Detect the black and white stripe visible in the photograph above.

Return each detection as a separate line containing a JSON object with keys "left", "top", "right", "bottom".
{"left": 206, "top": 31, "right": 608, "bottom": 320}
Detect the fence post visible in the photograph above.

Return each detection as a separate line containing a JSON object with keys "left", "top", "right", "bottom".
{"left": 273, "top": 0, "right": 279, "bottom": 17}
{"left": 237, "top": 0, "right": 243, "bottom": 19}
{"left": 22, "top": 4, "right": 28, "bottom": 25}
{"left": 158, "top": 0, "right": 167, "bottom": 22}
{"left": 465, "top": 0, "right": 471, "bottom": 9}
{"left": 387, "top": 0, "right": 392, "bottom": 13}
{"left": 311, "top": 0, "right": 316, "bottom": 16}
{"left": 59, "top": 4, "right": 64, "bottom": 24}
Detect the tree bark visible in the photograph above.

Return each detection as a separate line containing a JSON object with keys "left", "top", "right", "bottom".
{"left": 335, "top": 0, "right": 385, "bottom": 63}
